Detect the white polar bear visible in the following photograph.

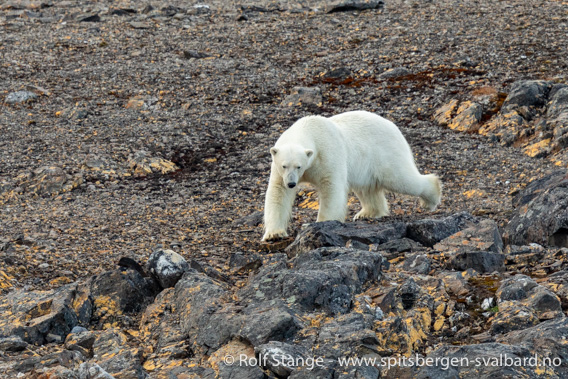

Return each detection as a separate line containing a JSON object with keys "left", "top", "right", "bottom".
{"left": 262, "top": 110, "right": 441, "bottom": 241}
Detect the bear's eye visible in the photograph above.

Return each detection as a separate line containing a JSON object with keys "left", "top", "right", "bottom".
{"left": 282, "top": 165, "right": 287, "bottom": 169}
{"left": 297, "top": 166, "right": 301, "bottom": 170}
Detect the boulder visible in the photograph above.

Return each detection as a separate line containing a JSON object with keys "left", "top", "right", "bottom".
{"left": 255, "top": 341, "right": 310, "bottom": 377}
{"left": 498, "top": 317, "right": 568, "bottom": 375}
{"left": 90, "top": 329, "right": 147, "bottom": 379}
{"left": 501, "top": 80, "right": 552, "bottom": 111}
{"left": 88, "top": 268, "right": 160, "bottom": 328}
{"left": 403, "top": 254, "right": 431, "bottom": 275}
{"left": 435, "top": 218, "right": 504, "bottom": 254}
{"left": 495, "top": 275, "right": 563, "bottom": 320}
{"left": 388, "top": 343, "right": 550, "bottom": 378}
{"left": 286, "top": 220, "right": 406, "bottom": 257}
{"left": 313, "top": 311, "right": 378, "bottom": 360}
{"left": 504, "top": 171, "right": 568, "bottom": 248}
{"left": 0, "top": 283, "right": 91, "bottom": 345}
{"left": 448, "top": 251, "right": 505, "bottom": 273}
{"left": 240, "top": 247, "right": 384, "bottom": 315}
{"left": 146, "top": 249, "right": 189, "bottom": 288}
{"left": 406, "top": 211, "right": 476, "bottom": 247}
{"left": 328, "top": 0, "right": 384, "bottom": 13}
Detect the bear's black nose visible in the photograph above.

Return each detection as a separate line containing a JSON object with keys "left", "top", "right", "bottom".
{"left": 287, "top": 182, "right": 296, "bottom": 188}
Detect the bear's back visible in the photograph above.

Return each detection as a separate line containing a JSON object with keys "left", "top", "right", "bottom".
{"left": 278, "top": 115, "right": 341, "bottom": 146}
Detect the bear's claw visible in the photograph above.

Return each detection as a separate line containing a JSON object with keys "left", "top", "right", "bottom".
{"left": 262, "top": 230, "right": 288, "bottom": 242}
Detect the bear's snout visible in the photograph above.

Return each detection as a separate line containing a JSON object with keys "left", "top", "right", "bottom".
{"left": 287, "top": 182, "right": 297, "bottom": 189}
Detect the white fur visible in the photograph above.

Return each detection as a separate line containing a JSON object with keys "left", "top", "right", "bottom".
{"left": 262, "top": 110, "right": 441, "bottom": 241}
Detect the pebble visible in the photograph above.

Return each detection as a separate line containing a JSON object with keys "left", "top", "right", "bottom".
{"left": 5, "top": 91, "right": 37, "bottom": 104}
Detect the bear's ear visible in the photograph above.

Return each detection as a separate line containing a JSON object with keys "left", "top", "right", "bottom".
{"left": 305, "top": 149, "right": 314, "bottom": 158}
{"left": 270, "top": 147, "right": 278, "bottom": 156}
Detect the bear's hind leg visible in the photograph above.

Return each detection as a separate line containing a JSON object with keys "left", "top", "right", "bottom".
{"left": 382, "top": 172, "right": 441, "bottom": 212}
{"left": 316, "top": 181, "right": 348, "bottom": 222}
{"left": 354, "top": 187, "right": 389, "bottom": 220}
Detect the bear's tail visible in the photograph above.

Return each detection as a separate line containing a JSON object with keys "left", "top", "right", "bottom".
{"left": 419, "top": 174, "right": 442, "bottom": 211}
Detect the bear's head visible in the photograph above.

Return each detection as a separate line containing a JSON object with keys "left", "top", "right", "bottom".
{"left": 270, "top": 144, "right": 314, "bottom": 189}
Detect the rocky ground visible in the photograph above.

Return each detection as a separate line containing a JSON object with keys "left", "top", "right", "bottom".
{"left": 1, "top": 0, "right": 568, "bottom": 378}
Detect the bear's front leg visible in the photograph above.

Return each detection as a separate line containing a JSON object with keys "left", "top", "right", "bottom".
{"left": 262, "top": 167, "right": 297, "bottom": 241}
{"left": 316, "top": 179, "right": 348, "bottom": 223}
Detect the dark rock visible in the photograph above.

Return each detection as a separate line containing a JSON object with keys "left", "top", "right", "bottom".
{"left": 189, "top": 258, "right": 233, "bottom": 284}
{"left": 403, "top": 253, "right": 431, "bottom": 274}
{"left": 110, "top": 8, "right": 137, "bottom": 16}
{"left": 138, "top": 288, "right": 187, "bottom": 359}
{"left": 288, "top": 365, "right": 335, "bottom": 379}
{"left": 0, "top": 336, "right": 28, "bottom": 352}
{"left": 183, "top": 50, "right": 212, "bottom": 59}
{"left": 5, "top": 90, "right": 38, "bottom": 104}
{"left": 175, "top": 269, "right": 231, "bottom": 354}
{"left": 239, "top": 300, "right": 303, "bottom": 346}
{"left": 65, "top": 329, "right": 96, "bottom": 358}
{"left": 501, "top": 80, "right": 552, "bottom": 111}
{"left": 77, "top": 13, "right": 101, "bottom": 22}
{"left": 379, "top": 67, "right": 410, "bottom": 79}
{"left": 504, "top": 171, "right": 568, "bottom": 248}
{"left": 281, "top": 86, "right": 322, "bottom": 107}
{"left": 498, "top": 318, "right": 568, "bottom": 374}
{"left": 435, "top": 218, "right": 504, "bottom": 254}
{"left": 285, "top": 221, "right": 346, "bottom": 256}
{"left": 127, "top": 150, "right": 178, "bottom": 176}
{"left": 92, "top": 329, "right": 146, "bottom": 378}
{"left": 164, "top": 270, "right": 301, "bottom": 356}
{"left": 229, "top": 252, "right": 262, "bottom": 273}
{"left": 14, "top": 350, "right": 85, "bottom": 373}
{"left": 0, "top": 283, "right": 91, "bottom": 345}
{"left": 231, "top": 210, "right": 263, "bottom": 226}
{"left": 286, "top": 220, "right": 406, "bottom": 257}
{"left": 373, "top": 238, "right": 423, "bottom": 259}
{"left": 547, "top": 86, "right": 568, "bottom": 121}
{"left": 78, "top": 362, "right": 115, "bottom": 379}
{"left": 547, "top": 270, "right": 568, "bottom": 310}
{"left": 324, "top": 67, "right": 352, "bottom": 79}
{"left": 70, "top": 326, "right": 88, "bottom": 334}
{"left": 240, "top": 247, "right": 383, "bottom": 315}
{"left": 391, "top": 343, "right": 546, "bottom": 378}
{"left": 511, "top": 170, "right": 567, "bottom": 208}
{"left": 448, "top": 251, "right": 505, "bottom": 273}
{"left": 505, "top": 244, "right": 545, "bottom": 267}
{"left": 14, "top": 166, "right": 83, "bottom": 196}
{"left": 490, "top": 303, "right": 539, "bottom": 334}
{"left": 328, "top": 0, "right": 385, "bottom": 13}
{"left": 406, "top": 211, "right": 476, "bottom": 247}
{"left": 336, "top": 366, "right": 380, "bottom": 379}
{"left": 496, "top": 275, "right": 563, "bottom": 319}
{"left": 117, "top": 257, "right": 147, "bottom": 276}
{"left": 140, "top": 4, "right": 154, "bottom": 13}
{"left": 497, "top": 274, "right": 538, "bottom": 301}
{"left": 161, "top": 5, "right": 181, "bottom": 17}
{"left": 89, "top": 268, "right": 160, "bottom": 327}
{"left": 146, "top": 248, "right": 189, "bottom": 288}
{"left": 239, "top": 5, "right": 282, "bottom": 13}
{"left": 439, "top": 270, "right": 474, "bottom": 297}
{"left": 345, "top": 239, "right": 371, "bottom": 250}
{"left": 129, "top": 21, "right": 152, "bottom": 29}
{"left": 449, "top": 101, "right": 484, "bottom": 132}
{"left": 217, "top": 362, "right": 266, "bottom": 379}
{"left": 255, "top": 341, "right": 310, "bottom": 377}
{"left": 313, "top": 311, "right": 378, "bottom": 360}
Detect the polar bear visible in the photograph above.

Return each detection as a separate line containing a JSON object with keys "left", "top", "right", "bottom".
{"left": 262, "top": 110, "right": 441, "bottom": 241}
